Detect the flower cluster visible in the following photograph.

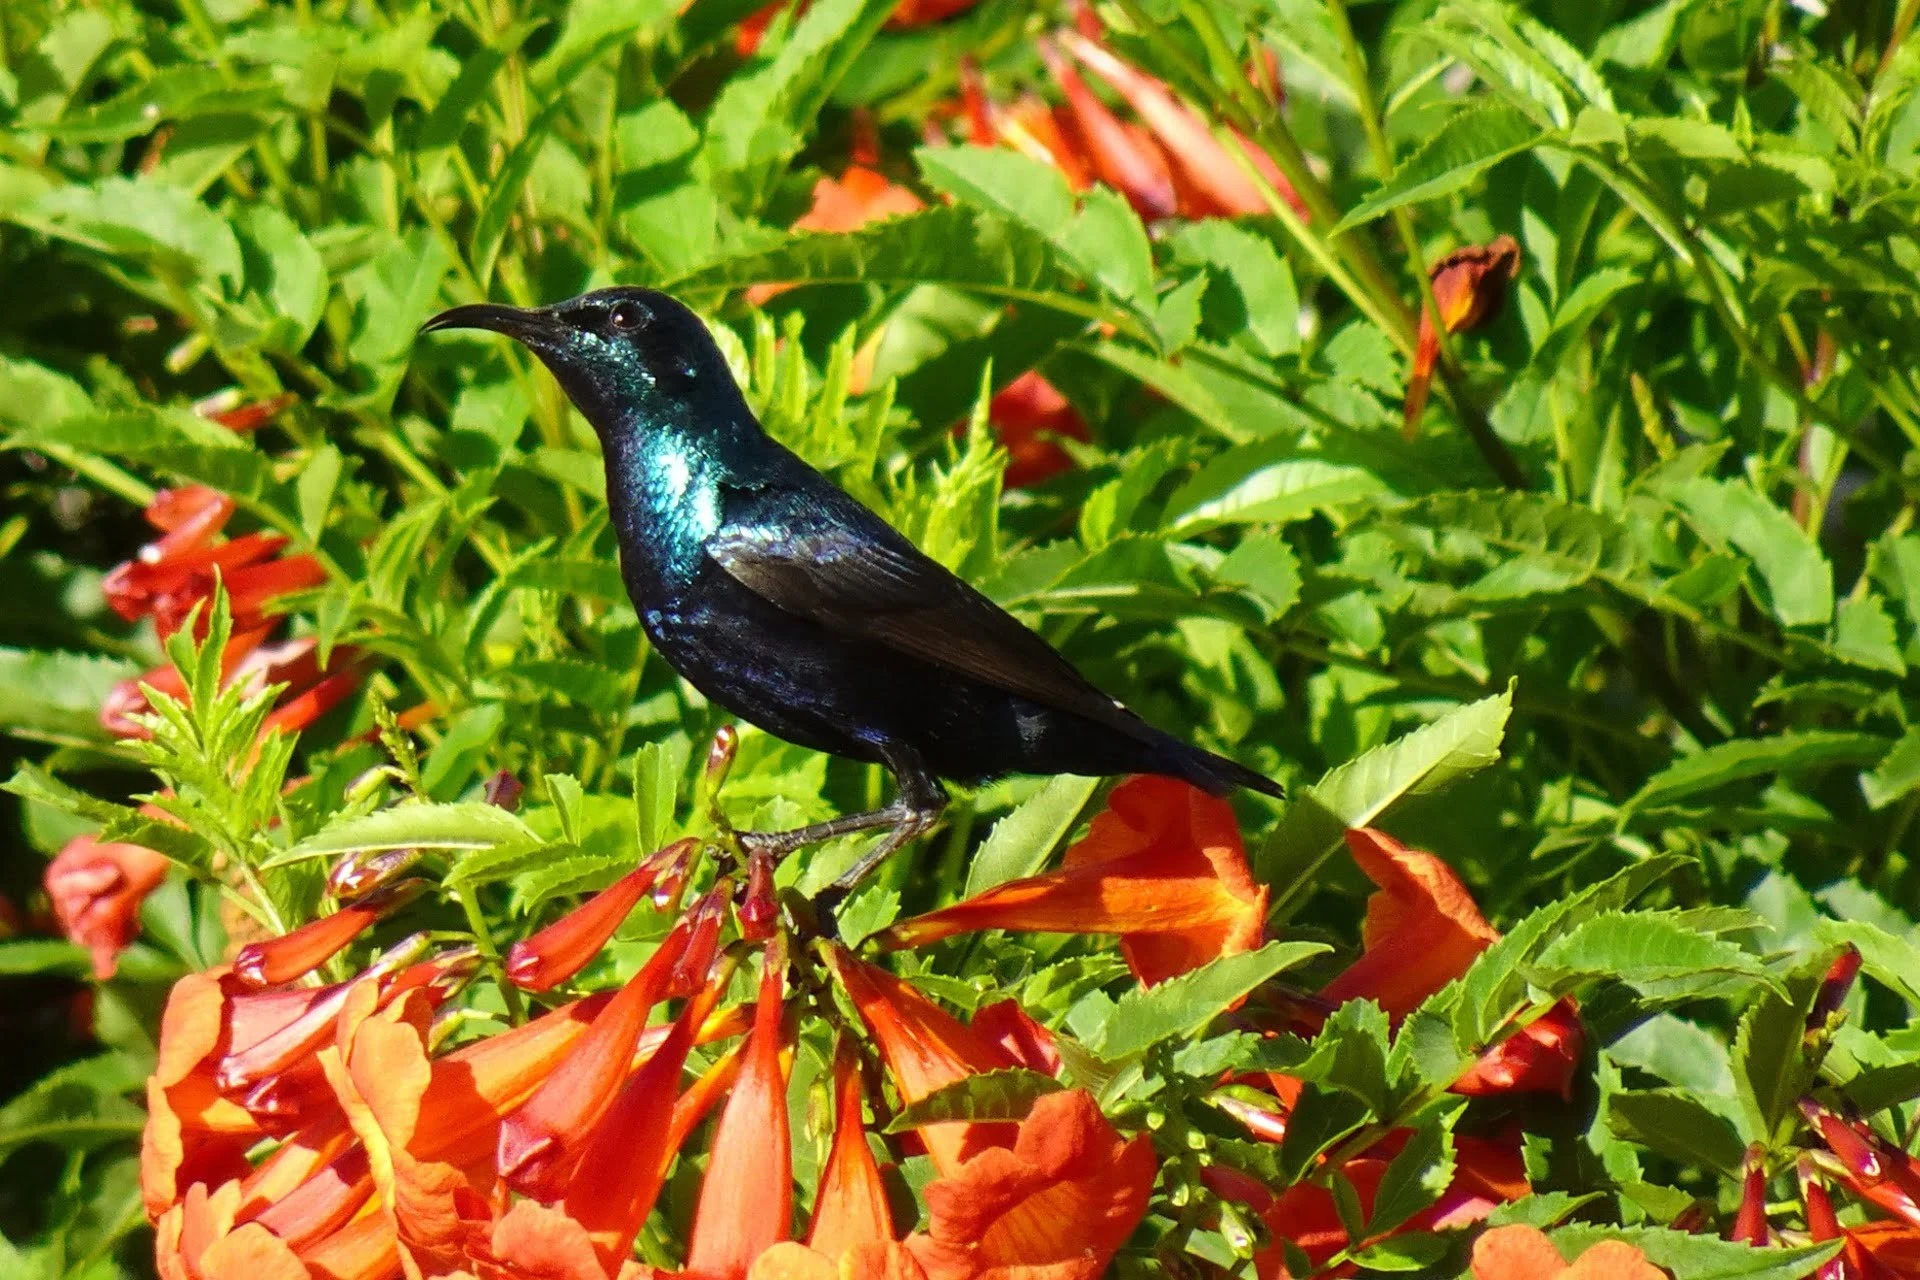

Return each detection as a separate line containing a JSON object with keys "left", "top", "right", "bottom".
{"left": 141, "top": 764, "right": 1653, "bottom": 1280}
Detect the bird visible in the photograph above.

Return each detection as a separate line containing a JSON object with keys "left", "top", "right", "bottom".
{"left": 420, "top": 287, "right": 1282, "bottom": 899}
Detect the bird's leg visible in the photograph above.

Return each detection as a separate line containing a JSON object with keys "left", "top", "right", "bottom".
{"left": 735, "top": 806, "right": 910, "bottom": 860}
{"left": 809, "top": 755, "right": 948, "bottom": 920}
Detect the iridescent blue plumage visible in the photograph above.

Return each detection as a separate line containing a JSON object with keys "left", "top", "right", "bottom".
{"left": 421, "top": 287, "right": 1282, "bottom": 895}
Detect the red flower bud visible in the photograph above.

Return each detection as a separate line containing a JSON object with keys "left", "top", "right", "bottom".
{"left": 233, "top": 881, "right": 424, "bottom": 989}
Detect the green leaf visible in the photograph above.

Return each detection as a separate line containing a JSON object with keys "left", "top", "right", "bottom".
{"left": 1814, "top": 919, "right": 1920, "bottom": 1009}
{"left": 0, "top": 940, "right": 93, "bottom": 976}
{"left": 1548, "top": 1227, "right": 1835, "bottom": 1280}
{"left": 265, "top": 802, "right": 538, "bottom": 866}
{"left": 1335, "top": 101, "right": 1543, "bottom": 231}
{"left": 1531, "top": 912, "right": 1773, "bottom": 1001}
{"left": 1091, "top": 942, "right": 1327, "bottom": 1060}
{"left": 1166, "top": 447, "right": 1387, "bottom": 532}
{"left": 1605, "top": 1088, "right": 1746, "bottom": 1175}
{"left": 671, "top": 203, "right": 1105, "bottom": 317}
{"left": 1670, "top": 477, "right": 1834, "bottom": 627}
{"left": 1368, "top": 1117, "right": 1457, "bottom": 1236}
{"left": 0, "top": 1055, "right": 148, "bottom": 1156}
{"left": 1258, "top": 686, "right": 1512, "bottom": 901}
{"left": 886, "top": 1067, "right": 1063, "bottom": 1131}
{"left": 964, "top": 775, "right": 1101, "bottom": 896}
{"left": 0, "top": 648, "right": 138, "bottom": 743}
{"left": 22, "top": 176, "right": 244, "bottom": 285}
{"left": 1832, "top": 596, "right": 1906, "bottom": 675}
{"left": 1623, "top": 731, "right": 1888, "bottom": 817}
{"left": 1861, "top": 726, "right": 1920, "bottom": 810}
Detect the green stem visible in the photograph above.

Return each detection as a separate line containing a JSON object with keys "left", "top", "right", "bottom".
{"left": 454, "top": 882, "right": 527, "bottom": 1023}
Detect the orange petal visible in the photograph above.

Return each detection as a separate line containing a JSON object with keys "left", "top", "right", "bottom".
{"left": 1039, "top": 37, "right": 1175, "bottom": 220}
{"left": 1451, "top": 999, "right": 1584, "bottom": 1098}
{"left": 488, "top": 1199, "right": 612, "bottom": 1280}
{"left": 883, "top": 776, "right": 1264, "bottom": 988}
{"left": 809, "top": 1040, "right": 894, "bottom": 1256}
{"left": 686, "top": 945, "right": 793, "bottom": 1279}
{"left": 1320, "top": 828, "right": 1496, "bottom": 1017}
{"left": 968, "top": 1001, "right": 1059, "bottom": 1076}
{"left": 1059, "top": 31, "right": 1302, "bottom": 219}
{"left": 496, "top": 919, "right": 695, "bottom": 1196}
{"left": 565, "top": 974, "right": 732, "bottom": 1270}
{"left": 506, "top": 840, "right": 696, "bottom": 991}
{"left": 826, "top": 947, "right": 1018, "bottom": 1176}
{"left": 1469, "top": 1224, "right": 1567, "bottom": 1280}
{"left": 913, "top": 1090, "right": 1153, "bottom": 1280}
{"left": 1563, "top": 1239, "right": 1669, "bottom": 1280}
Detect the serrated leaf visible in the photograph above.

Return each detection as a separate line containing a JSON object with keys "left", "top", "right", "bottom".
{"left": 1092, "top": 941, "right": 1327, "bottom": 1060}
{"left": 1259, "top": 687, "right": 1511, "bottom": 902}
{"left": 886, "top": 1067, "right": 1063, "bottom": 1131}
{"left": 1336, "top": 101, "right": 1544, "bottom": 231}
{"left": 1548, "top": 1227, "right": 1835, "bottom": 1280}
{"left": 1731, "top": 956, "right": 1827, "bottom": 1146}
{"left": 1670, "top": 477, "right": 1834, "bottom": 627}
{"left": 1623, "top": 732, "right": 1888, "bottom": 818}
{"left": 1531, "top": 912, "right": 1773, "bottom": 1001}
{"left": 1606, "top": 1088, "right": 1746, "bottom": 1175}
{"left": 265, "top": 802, "right": 537, "bottom": 866}
{"left": 1166, "top": 447, "right": 1386, "bottom": 532}
{"left": 964, "top": 775, "right": 1101, "bottom": 896}
{"left": 1814, "top": 919, "right": 1920, "bottom": 1009}
{"left": 1861, "top": 727, "right": 1920, "bottom": 810}
{"left": 1367, "top": 1118, "right": 1457, "bottom": 1237}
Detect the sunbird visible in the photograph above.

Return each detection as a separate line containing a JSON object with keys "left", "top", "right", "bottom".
{"left": 421, "top": 288, "right": 1282, "bottom": 896}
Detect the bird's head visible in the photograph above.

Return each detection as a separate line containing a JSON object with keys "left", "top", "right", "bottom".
{"left": 419, "top": 287, "right": 740, "bottom": 435}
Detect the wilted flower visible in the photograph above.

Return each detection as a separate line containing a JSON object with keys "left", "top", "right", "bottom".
{"left": 1402, "top": 236, "right": 1522, "bottom": 436}
{"left": 45, "top": 831, "right": 171, "bottom": 979}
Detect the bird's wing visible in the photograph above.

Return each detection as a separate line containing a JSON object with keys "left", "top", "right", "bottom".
{"left": 705, "top": 494, "right": 1153, "bottom": 741}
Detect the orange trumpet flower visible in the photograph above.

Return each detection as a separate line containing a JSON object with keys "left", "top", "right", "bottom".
{"left": 233, "top": 880, "right": 425, "bottom": 988}
{"left": 985, "top": 371, "right": 1091, "bottom": 489}
{"left": 880, "top": 775, "right": 1266, "bottom": 987}
{"left": 904, "top": 1089, "right": 1156, "bottom": 1280}
{"left": 505, "top": 839, "right": 698, "bottom": 991}
{"left": 825, "top": 946, "right": 1020, "bottom": 1175}
{"left": 497, "top": 894, "right": 722, "bottom": 1197}
{"left": 683, "top": 944, "right": 794, "bottom": 1279}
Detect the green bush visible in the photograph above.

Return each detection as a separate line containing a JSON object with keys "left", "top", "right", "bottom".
{"left": 2, "top": 0, "right": 1919, "bottom": 1275}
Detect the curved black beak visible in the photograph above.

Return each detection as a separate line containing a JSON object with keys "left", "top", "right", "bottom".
{"left": 419, "top": 302, "right": 557, "bottom": 343}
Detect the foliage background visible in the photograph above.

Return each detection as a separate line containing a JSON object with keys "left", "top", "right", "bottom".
{"left": 1, "top": 0, "right": 1919, "bottom": 1273}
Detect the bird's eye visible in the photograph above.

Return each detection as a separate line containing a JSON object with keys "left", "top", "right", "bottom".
{"left": 609, "top": 302, "right": 646, "bottom": 331}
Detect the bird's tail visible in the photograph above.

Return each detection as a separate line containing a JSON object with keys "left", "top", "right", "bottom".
{"left": 1157, "top": 737, "right": 1285, "bottom": 800}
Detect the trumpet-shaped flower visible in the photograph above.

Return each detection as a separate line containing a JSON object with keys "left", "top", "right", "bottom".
{"left": 505, "top": 840, "right": 698, "bottom": 991}
{"left": 826, "top": 946, "right": 1021, "bottom": 1175}
{"left": 904, "top": 1089, "right": 1155, "bottom": 1280}
{"left": 881, "top": 775, "right": 1265, "bottom": 987}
